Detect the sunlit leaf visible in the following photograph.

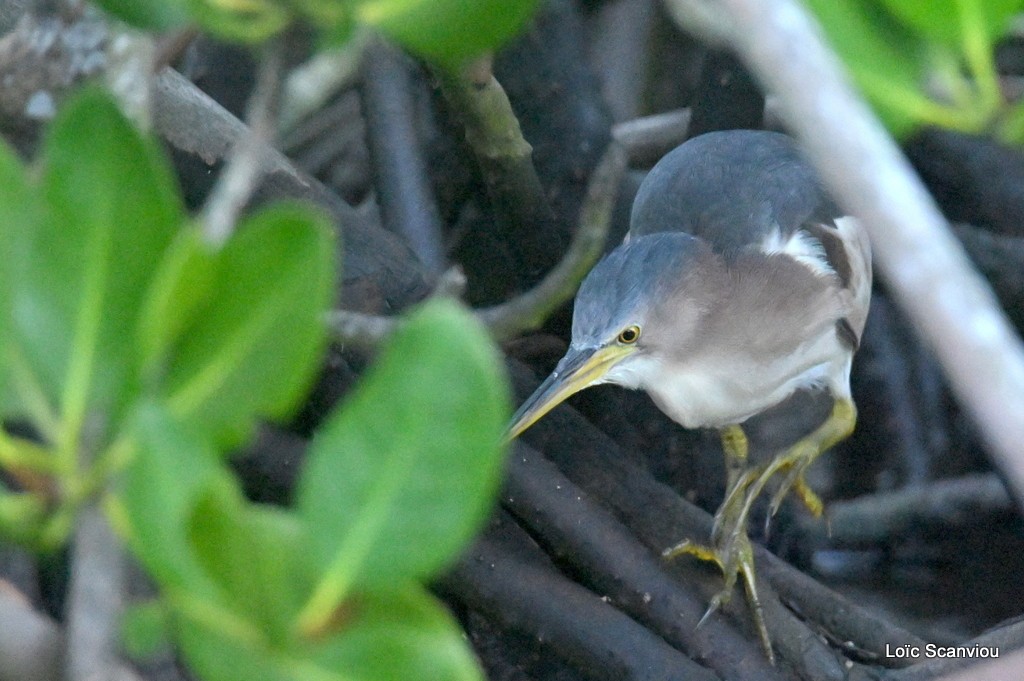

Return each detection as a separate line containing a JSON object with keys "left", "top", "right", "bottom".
{"left": 357, "top": 0, "right": 539, "bottom": 68}
{"left": 93, "top": 0, "right": 190, "bottom": 30}
{"left": 9, "top": 90, "right": 184, "bottom": 436}
{"left": 187, "top": 483, "right": 313, "bottom": 642}
{"left": 297, "top": 299, "right": 508, "bottom": 629}
{"left": 162, "top": 203, "right": 334, "bottom": 447}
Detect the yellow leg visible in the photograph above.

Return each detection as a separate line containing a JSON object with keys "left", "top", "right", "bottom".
{"left": 766, "top": 398, "right": 856, "bottom": 519}
{"left": 663, "top": 398, "right": 858, "bottom": 664}
{"left": 663, "top": 424, "right": 773, "bottom": 663}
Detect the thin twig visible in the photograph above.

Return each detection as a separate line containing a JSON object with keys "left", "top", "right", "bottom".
{"left": 200, "top": 38, "right": 286, "bottom": 248}
{"left": 63, "top": 504, "right": 129, "bottom": 681}
{"left": 478, "top": 140, "right": 626, "bottom": 339}
{"left": 279, "top": 29, "right": 366, "bottom": 132}
{"left": 611, "top": 108, "right": 691, "bottom": 165}
{"left": 327, "top": 140, "right": 626, "bottom": 348}
{"left": 664, "top": 0, "right": 1024, "bottom": 508}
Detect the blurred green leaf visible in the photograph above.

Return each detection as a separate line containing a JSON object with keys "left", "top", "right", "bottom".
{"left": 0, "top": 487, "right": 47, "bottom": 545}
{"left": 876, "top": 0, "right": 1022, "bottom": 48}
{"left": 297, "top": 299, "right": 508, "bottom": 631}
{"left": 121, "top": 401, "right": 223, "bottom": 593}
{"left": 121, "top": 600, "right": 173, "bottom": 661}
{"left": 176, "top": 584, "right": 482, "bottom": 681}
{"left": 0, "top": 139, "right": 38, "bottom": 420}
{"left": 311, "top": 587, "right": 484, "bottom": 681}
{"left": 186, "top": 0, "right": 291, "bottom": 43}
{"left": 136, "top": 226, "right": 218, "bottom": 383}
{"left": 93, "top": 0, "right": 190, "bottom": 30}
{"left": 357, "top": 0, "right": 539, "bottom": 68}
{"left": 9, "top": 89, "right": 184, "bottom": 440}
{"left": 187, "top": 483, "right": 313, "bottom": 642}
{"left": 162, "top": 203, "right": 334, "bottom": 447}
{"left": 805, "top": 0, "right": 925, "bottom": 136}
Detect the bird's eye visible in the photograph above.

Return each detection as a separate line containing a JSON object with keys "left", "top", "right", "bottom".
{"left": 618, "top": 325, "right": 641, "bottom": 344}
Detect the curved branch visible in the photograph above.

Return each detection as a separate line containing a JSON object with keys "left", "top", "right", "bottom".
{"left": 477, "top": 140, "right": 625, "bottom": 339}
{"left": 328, "top": 140, "right": 626, "bottom": 347}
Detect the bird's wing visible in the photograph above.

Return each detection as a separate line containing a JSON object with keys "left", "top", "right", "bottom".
{"left": 761, "top": 215, "right": 872, "bottom": 350}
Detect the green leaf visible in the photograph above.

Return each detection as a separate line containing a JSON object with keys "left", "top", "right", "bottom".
{"left": 0, "top": 139, "right": 37, "bottom": 419}
{"left": 175, "top": 585, "right": 482, "bottom": 681}
{"left": 136, "top": 226, "right": 218, "bottom": 382}
{"left": 296, "top": 299, "right": 508, "bottom": 631}
{"left": 93, "top": 0, "right": 190, "bottom": 30}
{"left": 805, "top": 0, "right": 926, "bottom": 136}
{"left": 186, "top": 0, "right": 292, "bottom": 43}
{"left": 9, "top": 89, "right": 184, "bottom": 442}
{"left": 357, "top": 0, "right": 539, "bottom": 68}
{"left": 162, "top": 203, "right": 335, "bottom": 447}
{"left": 121, "top": 601, "right": 172, "bottom": 661}
{"left": 876, "top": 0, "right": 1022, "bottom": 48}
{"left": 187, "top": 483, "right": 313, "bottom": 642}
{"left": 120, "top": 401, "right": 223, "bottom": 594}
{"left": 0, "top": 487, "right": 47, "bottom": 546}
{"left": 311, "top": 587, "right": 483, "bottom": 681}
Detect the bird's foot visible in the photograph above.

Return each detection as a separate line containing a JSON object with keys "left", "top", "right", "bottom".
{"left": 663, "top": 531, "right": 774, "bottom": 663}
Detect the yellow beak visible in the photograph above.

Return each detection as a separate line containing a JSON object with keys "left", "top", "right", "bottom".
{"left": 507, "top": 344, "right": 635, "bottom": 440}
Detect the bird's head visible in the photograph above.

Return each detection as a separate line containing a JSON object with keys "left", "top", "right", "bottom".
{"left": 508, "top": 232, "right": 720, "bottom": 439}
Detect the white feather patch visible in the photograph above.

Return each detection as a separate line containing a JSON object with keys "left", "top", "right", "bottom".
{"left": 760, "top": 226, "right": 835, "bottom": 278}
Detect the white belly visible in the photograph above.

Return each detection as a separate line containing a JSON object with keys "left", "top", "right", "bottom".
{"left": 611, "top": 330, "right": 852, "bottom": 429}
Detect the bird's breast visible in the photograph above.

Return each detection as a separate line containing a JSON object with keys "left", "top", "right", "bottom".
{"left": 636, "top": 333, "right": 850, "bottom": 429}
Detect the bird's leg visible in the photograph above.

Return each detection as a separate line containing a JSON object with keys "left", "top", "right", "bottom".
{"left": 662, "top": 425, "right": 775, "bottom": 663}
{"left": 716, "top": 398, "right": 856, "bottom": 554}
{"left": 766, "top": 397, "right": 856, "bottom": 520}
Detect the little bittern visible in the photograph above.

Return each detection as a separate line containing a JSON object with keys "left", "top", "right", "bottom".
{"left": 507, "top": 130, "right": 872, "bottom": 659}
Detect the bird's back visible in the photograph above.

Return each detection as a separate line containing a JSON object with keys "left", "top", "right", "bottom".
{"left": 629, "top": 130, "right": 840, "bottom": 258}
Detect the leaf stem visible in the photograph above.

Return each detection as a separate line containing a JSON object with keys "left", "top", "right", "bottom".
{"left": 957, "top": 0, "right": 1002, "bottom": 116}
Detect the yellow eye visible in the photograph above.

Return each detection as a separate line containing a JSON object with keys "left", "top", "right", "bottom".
{"left": 618, "top": 325, "right": 641, "bottom": 344}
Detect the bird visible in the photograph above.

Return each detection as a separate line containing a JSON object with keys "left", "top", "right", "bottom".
{"left": 507, "top": 129, "right": 872, "bottom": 660}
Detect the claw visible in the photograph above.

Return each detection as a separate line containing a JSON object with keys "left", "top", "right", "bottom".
{"left": 664, "top": 399, "right": 856, "bottom": 664}
{"left": 697, "top": 591, "right": 727, "bottom": 628}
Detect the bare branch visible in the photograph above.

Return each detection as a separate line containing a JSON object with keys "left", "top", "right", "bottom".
{"left": 664, "top": 0, "right": 1024, "bottom": 508}
{"left": 201, "top": 39, "right": 286, "bottom": 248}
{"left": 328, "top": 140, "right": 626, "bottom": 347}
{"left": 804, "top": 473, "right": 1012, "bottom": 547}
{"left": 63, "top": 505, "right": 130, "bottom": 681}
{"left": 611, "top": 108, "right": 691, "bottom": 166}
{"left": 478, "top": 140, "right": 626, "bottom": 339}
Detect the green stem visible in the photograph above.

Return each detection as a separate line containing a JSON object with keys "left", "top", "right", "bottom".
{"left": 957, "top": 0, "right": 1001, "bottom": 115}
{"left": 0, "top": 430, "right": 57, "bottom": 474}
{"left": 858, "top": 70, "right": 981, "bottom": 131}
